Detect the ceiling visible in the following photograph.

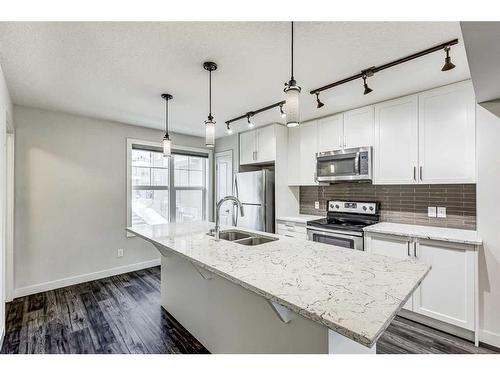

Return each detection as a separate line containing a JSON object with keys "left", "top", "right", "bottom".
{"left": 0, "top": 22, "right": 470, "bottom": 138}
{"left": 461, "top": 22, "right": 500, "bottom": 117}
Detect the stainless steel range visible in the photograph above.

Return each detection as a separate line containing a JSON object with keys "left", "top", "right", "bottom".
{"left": 306, "top": 200, "right": 380, "bottom": 251}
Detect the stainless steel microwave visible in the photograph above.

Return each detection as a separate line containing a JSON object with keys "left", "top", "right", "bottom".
{"left": 315, "top": 146, "right": 372, "bottom": 183}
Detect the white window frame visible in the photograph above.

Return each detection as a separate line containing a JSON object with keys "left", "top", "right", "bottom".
{"left": 126, "top": 138, "right": 213, "bottom": 237}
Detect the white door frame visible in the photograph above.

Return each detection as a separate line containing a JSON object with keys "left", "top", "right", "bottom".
{"left": 215, "top": 150, "right": 234, "bottom": 223}
{"left": 5, "top": 132, "right": 14, "bottom": 302}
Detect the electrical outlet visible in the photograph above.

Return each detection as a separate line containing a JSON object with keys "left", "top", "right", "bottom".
{"left": 437, "top": 207, "right": 447, "bottom": 218}
{"left": 117, "top": 248, "right": 124, "bottom": 258}
{"left": 428, "top": 207, "right": 437, "bottom": 218}
{"left": 314, "top": 201, "right": 320, "bottom": 209}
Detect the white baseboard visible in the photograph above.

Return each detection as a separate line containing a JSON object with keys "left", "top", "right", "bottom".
{"left": 13, "top": 258, "right": 161, "bottom": 299}
{"left": 480, "top": 328, "right": 500, "bottom": 348}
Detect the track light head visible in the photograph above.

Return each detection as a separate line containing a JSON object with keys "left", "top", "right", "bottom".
{"left": 362, "top": 74, "right": 373, "bottom": 95}
{"left": 315, "top": 92, "right": 324, "bottom": 108}
{"left": 279, "top": 103, "right": 286, "bottom": 119}
{"left": 441, "top": 46, "right": 456, "bottom": 72}
{"left": 226, "top": 122, "right": 233, "bottom": 135}
{"left": 247, "top": 113, "right": 255, "bottom": 128}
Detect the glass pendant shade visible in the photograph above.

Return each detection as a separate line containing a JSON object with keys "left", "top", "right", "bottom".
{"left": 163, "top": 135, "right": 171, "bottom": 157}
{"left": 285, "top": 85, "right": 300, "bottom": 127}
{"left": 205, "top": 120, "right": 215, "bottom": 148}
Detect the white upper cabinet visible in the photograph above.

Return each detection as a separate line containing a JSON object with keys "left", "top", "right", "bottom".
{"left": 239, "top": 130, "right": 257, "bottom": 165}
{"left": 374, "top": 95, "right": 419, "bottom": 184}
{"left": 256, "top": 125, "right": 276, "bottom": 163}
{"left": 343, "top": 105, "right": 374, "bottom": 149}
{"left": 317, "top": 114, "right": 343, "bottom": 153}
{"left": 239, "top": 125, "right": 276, "bottom": 165}
{"left": 299, "top": 120, "right": 318, "bottom": 185}
{"left": 287, "top": 126, "right": 301, "bottom": 185}
{"left": 418, "top": 81, "right": 476, "bottom": 183}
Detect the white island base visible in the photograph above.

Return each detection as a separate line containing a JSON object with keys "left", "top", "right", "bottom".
{"left": 160, "top": 252, "right": 376, "bottom": 354}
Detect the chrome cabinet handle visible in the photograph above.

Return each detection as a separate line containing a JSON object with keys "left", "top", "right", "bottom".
{"left": 338, "top": 136, "right": 342, "bottom": 148}
{"left": 407, "top": 241, "right": 411, "bottom": 257}
{"left": 343, "top": 136, "right": 347, "bottom": 148}
{"left": 413, "top": 167, "right": 417, "bottom": 181}
{"left": 414, "top": 242, "right": 418, "bottom": 257}
{"left": 419, "top": 166, "right": 423, "bottom": 181}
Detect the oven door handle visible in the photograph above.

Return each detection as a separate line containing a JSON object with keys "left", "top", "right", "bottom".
{"left": 306, "top": 228, "right": 361, "bottom": 241}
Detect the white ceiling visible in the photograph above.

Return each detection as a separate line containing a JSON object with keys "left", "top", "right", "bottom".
{"left": 0, "top": 22, "right": 470, "bottom": 138}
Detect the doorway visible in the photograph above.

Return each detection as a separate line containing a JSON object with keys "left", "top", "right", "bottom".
{"left": 215, "top": 150, "right": 233, "bottom": 226}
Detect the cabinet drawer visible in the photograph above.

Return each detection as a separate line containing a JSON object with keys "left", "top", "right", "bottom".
{"left": 277, "top": 229, "right": 307, "bottom": 240}
{"left": 276, "top": 222, "right": 307, "bottom": 234}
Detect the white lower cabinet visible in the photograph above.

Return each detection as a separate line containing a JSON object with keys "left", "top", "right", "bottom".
{"left": 365, "top": 233, "right": 413, "bottom": 311}
{"left": 412, "top": 239, "right": 476, "bottom": 330}
{"left": 364, "top": 233, "right": 477, "bottom": 332}
{"left": 276, "top": 220, "right": 308, "bottom": 241}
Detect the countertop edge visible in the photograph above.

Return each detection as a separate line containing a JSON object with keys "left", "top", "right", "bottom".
{"left": 363, "top": 225, "right": 482, "bottom": 246}
{"left": 127, "top": 226, "right": 388, "bottom": 347}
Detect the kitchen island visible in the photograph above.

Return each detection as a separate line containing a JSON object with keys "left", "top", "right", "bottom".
{"left": 127, "top": 222, "right": 430, "bottom": 354}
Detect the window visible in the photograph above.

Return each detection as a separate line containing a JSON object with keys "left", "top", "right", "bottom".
{"left": 127, "top": 139, "right": 212, "bottom": 231}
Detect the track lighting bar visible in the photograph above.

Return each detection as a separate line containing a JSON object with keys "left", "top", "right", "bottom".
{"left": 309, "top": 39, "right": 458, "bottom": 95}
{"left": 225, "top": 100, "right": 286, "bottom": 125}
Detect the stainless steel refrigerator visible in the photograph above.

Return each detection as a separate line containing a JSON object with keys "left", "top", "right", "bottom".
{"left": 234, "top": 170, "right": 275, "bottom": 233}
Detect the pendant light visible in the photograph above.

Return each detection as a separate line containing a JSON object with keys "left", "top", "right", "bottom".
{"left": 161, "top": 93, "right": 173, "bottom": 157}
{"left": 284, "top": 21, "right": 301, "bottom": 127}
{"left": 203, "top": 61, "right": 217, "bottom": 148}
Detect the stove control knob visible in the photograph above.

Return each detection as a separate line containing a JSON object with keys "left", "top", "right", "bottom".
{"left": 363, "top": 206, "right": 367, "bottom": 211}
{"left": 369, "top": 206, "right": 374, "bottom": 211}
{"left": 335, "top": 204, "right": 339, "bottom": 209}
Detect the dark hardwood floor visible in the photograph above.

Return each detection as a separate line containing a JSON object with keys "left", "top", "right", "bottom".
{"left": 1, "top": 266, "right": 498, "bottom": 354}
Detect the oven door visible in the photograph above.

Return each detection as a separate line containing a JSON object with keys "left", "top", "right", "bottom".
{"left": 316, "top": 147, "right": 372, "bottom": 182}
{"left": 306, "top": 228, "right": 364, "bottom": 250}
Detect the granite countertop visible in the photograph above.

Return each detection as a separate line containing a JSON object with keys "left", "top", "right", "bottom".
{"left": 276, "top": 214, "right": 324, "bottom": 224}
{"left": 363, "top": 222, "right": 482, "bottom": 246}
{"left": 127, "top": 222, "right": 430, "bottom": 348}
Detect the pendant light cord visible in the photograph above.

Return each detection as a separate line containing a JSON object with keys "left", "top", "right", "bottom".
{"left": 291, "top": 21, "right": 294, "bottom": 81}
{"left": 208, "top": 70, "right": 213, "bottom": 120}
{"left": 165, "top": 98, "right": 169, "bottom": 137}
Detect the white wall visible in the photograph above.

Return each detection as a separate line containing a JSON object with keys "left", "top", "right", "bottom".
{"left": 477, "top": 105, "right": 500, "bottom": 347}
{"left": 0, "top": 64, "right": 13, "bottom": 345}
{"left": 13, "top": 105, "right": 206, "bottom": 296}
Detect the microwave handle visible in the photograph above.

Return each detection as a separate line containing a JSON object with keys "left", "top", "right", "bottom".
{"left": 355, "top": 152, "right": 360, "bottom": 174}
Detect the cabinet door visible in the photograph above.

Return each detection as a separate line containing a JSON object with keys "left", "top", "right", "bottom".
{"left": 418, "top": 81, "right": 476, "bottom": 183}
{"left": 239, "top": 131, "right": 256, "bottom": 165}
{"left": 343, "top": 105, "right": 374, "bottom": 148}
{"left": 299, "top": 120, "right": 318, "bottom": 185}
{"left": 374, "top": 95, "right": 419, "bottom": 184}
{"left": 365, "top": 233, "right": 413, "bottom": 311}
{"left": 317, "top": 114, "right": 343, "bottom": 153}
{"left": 256, "top": 125, "right": 276, "bottom": 163}
{"left": 287, "top": 126, "right": 301, "bottom": 185}
{"left": 413, "top": 239, "right": 475, "bottom": 330}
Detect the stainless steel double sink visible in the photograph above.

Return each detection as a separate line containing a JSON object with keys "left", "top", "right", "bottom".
{"left": 207, "top": 229, "right": 279, "bottom": 246}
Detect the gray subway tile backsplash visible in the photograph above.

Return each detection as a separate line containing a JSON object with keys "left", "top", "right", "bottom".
{"left": 299, "top": 183, "right": 476, "bottom": 230}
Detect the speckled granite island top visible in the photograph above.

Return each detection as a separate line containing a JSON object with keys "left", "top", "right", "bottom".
{"left": 128, "top": 222, "right": 430, "bottom": 347}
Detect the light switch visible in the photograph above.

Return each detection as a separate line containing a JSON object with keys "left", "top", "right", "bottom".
{"left": 314, "top": 201, "right": 320, "bottom": 209}
{"left": 428, "top": 207, "right": 437, "bottom": 218}
{"left": 437, "top": 207, "right": 447, "bottom": 218}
